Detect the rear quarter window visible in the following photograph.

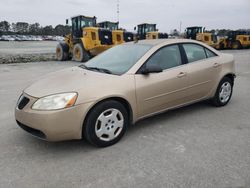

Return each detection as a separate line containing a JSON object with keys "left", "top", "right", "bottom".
{"left": 205, "top": 48, "right": 217, "bottom": 58}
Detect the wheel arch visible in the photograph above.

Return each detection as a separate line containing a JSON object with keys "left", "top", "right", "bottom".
{"left": 60, "top": 42, "right": 69, "bottom": 52}
{"left": 223, "top": 73, "right": 236, "bottom": 86}
{"left": 81, "top": 97, "right": 134, "bottom": 138}
{"left": 210, "top": 72, "right": 236, "bottom": 98}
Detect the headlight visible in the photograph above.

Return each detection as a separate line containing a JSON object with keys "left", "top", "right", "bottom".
{"left": 32, "top": 92, "right": 77, "bottom": 110}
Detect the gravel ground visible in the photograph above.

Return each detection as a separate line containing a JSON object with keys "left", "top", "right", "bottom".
{"left": 0, "top": 41, "right": 58, "bottom": 63}
{"left": 0, "top": 41, "right": 58, "bottom": 55}
{"left": 0, "top": 50, "right": 249, "bottom": 188}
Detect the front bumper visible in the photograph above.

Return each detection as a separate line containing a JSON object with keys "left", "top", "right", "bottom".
{"left": 15, "top": 93, "right": 91, "bottom": 141}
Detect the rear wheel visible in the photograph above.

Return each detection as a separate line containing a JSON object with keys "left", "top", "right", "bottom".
{"left": 219, "top": 43, "right": 224, "bottom": 50}
{"left": 211, "top": 77, "right": 233, "bottom": 107}
{"left": 232, "top": 41, "right": 242, "bottom": 49}
{"left": 73, "top": 43, "right": 90, "bottom": 62}
{"left": 83, "top": 100, "right": 128, "bottom": 147}
{"left": 56, "top": 43, "right": 69, "bottom": 61}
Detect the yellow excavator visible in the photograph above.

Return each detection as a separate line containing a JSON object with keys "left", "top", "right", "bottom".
{"left": 135, "top": 23, "right": 168, "bottom": 40}
{"left": 56, "top": 15, "right": 114, "bottom": 62}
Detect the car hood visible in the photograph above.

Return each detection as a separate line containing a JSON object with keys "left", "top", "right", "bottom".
{"left": 24, "top": 66, "right": 131, "bottom": 102}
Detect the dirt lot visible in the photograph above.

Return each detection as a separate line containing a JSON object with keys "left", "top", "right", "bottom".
{"left": 0, "top": 50, "right": 249, "bottom": 188}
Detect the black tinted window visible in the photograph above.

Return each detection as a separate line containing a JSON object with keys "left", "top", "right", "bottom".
{"left": 146, "top": 45, "right": 182, "bottom": 70}
{"left": 183, "top": 44, "right": 206, "bottom": 63}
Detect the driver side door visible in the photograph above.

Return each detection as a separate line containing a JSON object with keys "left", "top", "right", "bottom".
{"left": 135, "top": 44, "right": 190, "bottom": 118}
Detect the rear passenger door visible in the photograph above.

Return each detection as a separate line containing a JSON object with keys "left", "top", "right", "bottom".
{"left": 182, "top": 43, "right": 221, "bottom": 100}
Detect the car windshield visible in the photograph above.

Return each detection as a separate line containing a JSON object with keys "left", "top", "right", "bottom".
{"left": 83, "top": 44, "right": 152, "bottom": 75}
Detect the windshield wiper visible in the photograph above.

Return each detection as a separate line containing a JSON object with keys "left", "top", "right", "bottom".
{"left": 79, "top": 65, "right": 112, "bottom": 74}
{"left": 87, "top": 67, "right": 113, "bottom": 74}
{"left": 79, "top": 64, "right": 88, "bottom": 69}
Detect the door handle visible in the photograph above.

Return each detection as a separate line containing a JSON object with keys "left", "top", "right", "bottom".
{"left": 177, "top": 72, "right": 186, "bottom": 78}
{"left": 213, "top": 63, "right": 221, "bottom": 68}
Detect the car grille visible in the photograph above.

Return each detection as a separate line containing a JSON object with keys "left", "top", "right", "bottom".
{"left": 17, "top": 95, "right": 30, "bottom": 110}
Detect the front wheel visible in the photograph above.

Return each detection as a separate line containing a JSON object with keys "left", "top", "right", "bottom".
{"left": 211, "top": 77, "right": 233, "bottom": 107}
{"left": 83, "top": 100, "right": 128, "bottom": 147}
{"left": 73, "top": 43, "right": 90, "bottom": 62}
{"left": 56, "top": 43, "right": 69, "bottom": 61}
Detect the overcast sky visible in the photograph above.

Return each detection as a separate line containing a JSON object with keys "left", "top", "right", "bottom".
{"left": 1, "top": 0, "right": 250, "bottom": 32}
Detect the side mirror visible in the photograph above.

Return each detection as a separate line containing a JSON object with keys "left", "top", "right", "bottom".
{"left": 134, "top": 26, "right": 136, "bottom": 31}
{"left": 141, "top": 64, "right": 163, "bottom": 74}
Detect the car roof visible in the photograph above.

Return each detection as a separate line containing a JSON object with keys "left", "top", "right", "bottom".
{"left": 125, "top": 39, "right": 203, "bottom": 46}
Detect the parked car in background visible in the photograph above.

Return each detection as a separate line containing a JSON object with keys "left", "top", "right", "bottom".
{"left": 0, "top": 35, "right": 15, "bottom": 41}
{"left": 0, "top": 35, "right": 64, "bottom": 41}
{"left": 55, "top": 36, "right": 64, "bottom": 41}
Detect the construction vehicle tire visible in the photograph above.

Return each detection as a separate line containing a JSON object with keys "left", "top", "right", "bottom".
{"left": 56, "top": 43, "right": 69, "bottom": 61}
{"left": 219, "top": 43, "right": 224, "bottom": 50}
{"left": 232, "top": 41, "right": 242, "bottom": 49}
{"left": 73, "top": 43, "right": 90, "bottom": 62}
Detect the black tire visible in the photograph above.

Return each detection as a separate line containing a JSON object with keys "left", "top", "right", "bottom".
{"left": 233, "top": 41, "right": 242, "bottom": 49}
{"left": 211, "top": 77, "right": 233, "bottom": 107}
{"left": 56, "top": 43, "right": 69, "bottom": 61}
{"left": 219, "top": 43, "right": 224, "bottom": 50}
{"left": 83, "top": 100, "right": 128, "bottom": 147}
{"left": 73, "top": 43, "right": 90, "bottom": 62}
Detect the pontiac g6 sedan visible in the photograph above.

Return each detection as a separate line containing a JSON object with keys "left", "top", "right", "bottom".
{"left": 15, "top": 39, "right": 235, "bottom": 147}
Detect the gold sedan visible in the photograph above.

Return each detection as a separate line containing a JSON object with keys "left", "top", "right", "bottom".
{"left": 15, "top": 39, "right": 235, "bottom": 147}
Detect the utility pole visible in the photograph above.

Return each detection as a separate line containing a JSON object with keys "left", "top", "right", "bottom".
{"left": 179, "top": 21, "right": 182, "bottom": 34}
{"left": 117, "top": 0, "right": 120, "bottom": 23}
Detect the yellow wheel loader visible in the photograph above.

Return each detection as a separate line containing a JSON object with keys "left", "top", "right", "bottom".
{"left": 226, "top": 31, "right": 250, "bottom": 49}
{"left": 185, "top": 27, "right": 250, "bottom": 50}
{"left": 56, "top": 15, "right": 113, "bottom": 62}
{"left": 185, "top": 26, "right": 223, "bottom": 50}
{"left": 98, "top": 21, "right": 134, "bottom": 45}
{"left": 135, "top": 23, "right": 168, "bottom": 40}
{"left": 195, "top": 32, "right": 223, "bottom": 50}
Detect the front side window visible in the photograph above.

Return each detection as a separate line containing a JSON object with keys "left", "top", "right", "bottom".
{"left": 81, "top": 20, "right": 86, "bottom": 27}
{"left": 146, "top": 45, "right": 182, "bottom": 70}
{"left": 183, "top": 44, "right": 206, "bottom": 63}
{"left": 72, "top": 19, "right": 77, "bottom": 31}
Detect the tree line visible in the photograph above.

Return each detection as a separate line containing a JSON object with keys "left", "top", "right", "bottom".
{"left": 0, "top": 21, "right": 70, "bottom": 36}
{"left": 1, "top": 20, "right": 249, "bottom": 37}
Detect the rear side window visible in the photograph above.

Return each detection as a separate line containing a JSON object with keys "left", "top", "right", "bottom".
{"left": 146, "top": 45, "right": 182, "bottom": 70}
{"left": 205, "top": 48, "right": 217, "bottom": 58}
{"left": 183, "top": 44, "right": 206, "bottom": 63}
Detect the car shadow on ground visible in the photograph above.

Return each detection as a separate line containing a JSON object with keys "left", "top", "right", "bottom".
{"left": 18, "top": 100, "right": 213, "bottom": 153}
